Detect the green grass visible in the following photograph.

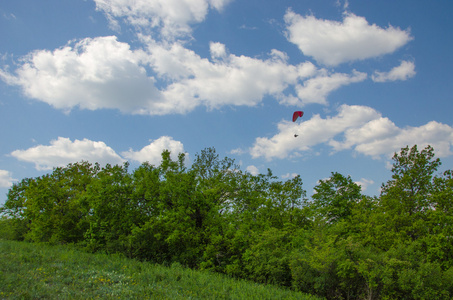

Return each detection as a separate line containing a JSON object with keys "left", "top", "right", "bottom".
{"left": 0, "top": 240, "right": 321, "bottom": 299}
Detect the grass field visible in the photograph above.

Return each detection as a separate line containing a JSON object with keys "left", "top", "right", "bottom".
{"left": 0, "top": 240, "right": 321, "bottom": 299}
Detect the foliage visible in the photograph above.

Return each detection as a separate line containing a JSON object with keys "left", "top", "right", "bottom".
{"left": 310, "top": 172, "right": 361, "bottom": 224}
{"left": 1, "top": 145, "right": 452, "bottom": 299}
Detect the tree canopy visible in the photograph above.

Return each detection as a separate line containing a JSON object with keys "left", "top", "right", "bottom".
{"left": 1, "top": 145, "right": 452, "bottom": 299}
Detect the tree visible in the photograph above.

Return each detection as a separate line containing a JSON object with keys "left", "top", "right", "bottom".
{"left": 382, "top": 145, "right": 440, "bottom": 214}
{"left": 423, "top": 169, "right": 453, "bottom": 269}
{"left": 311, "top": 172, "right": 362, "bottom": 224}
{"left": 378, "top": 145, "right": 441, "bottom": 243}
{"left": 83, "top": 162, "right": 134, "bottom": 252}
{"left": 1, "top": 161, "right": 98, "bottom": 243}
{"left": 360, "top": 145, "right": 453, "bottom": 299}
{"left": 1, "top": 177, "right": 35, "bottom": 240}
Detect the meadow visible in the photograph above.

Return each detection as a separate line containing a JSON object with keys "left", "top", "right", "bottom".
{"left": 0, "top": 240, "right": 321, "bottom": 299}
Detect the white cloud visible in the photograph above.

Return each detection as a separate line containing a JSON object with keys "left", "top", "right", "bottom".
{"left": 10, "top": 137, "right": 125, "bottom": 171}
{"left": 355, "top": 178, "right": 374, "bottom": 192}
{"left": 250, "top": 104, "right": 453, "bottom": 160}
{"left": 0, "top": 36, "right": 162, "bottom": 114}
{"left": 329, "top": 117, "right": 400, "bottom": 152}
{"left": 1, "top": 22, "right": 378, "bottom": 116}
{"left": 210, "top": 41, "right": 228, "bottom": 59}
{"left": 230, "top": 148, "right": 246, "bottom": 155}
{"left": 122, "top": 136, "right": 185, "bottom": 165}
{"left": 372, "top": 60, "right": 416, "bottom": 82}
{"left": 3, "top": 36, "right": 355, "bottom": 115}
{"left": 281, "top": 172, "right": 298, "bottom": 179}
{"left": 250, "top": 105, "right": 380, "bottom": 160}
{"left": 2, "top": 13, "right": 16, "bottom": 20}
{"left": 292, "top": 69, "right": 367, "bottom": 106}
{"left": 9, "top": 136, "right": 188, "bottom": 171}
{"left": 94, "top": 0, "right": 232, "bottom": 39}
{"left": 335, "top": 0, "right": 349, "bottom": 10}
{"left": 246, "top": 165, "right": 259, "bottom": 176}
{"left": 284, "top": 10, "right": 412, "bottom": 66}
{"left": 0, "top": 170, "right": 16, "bottom": 188}
{"left": 144, "top": 39, "right": 318, "bottom": 112}
{"left": 350, "top": 121, "right": 453, "bottom": 159}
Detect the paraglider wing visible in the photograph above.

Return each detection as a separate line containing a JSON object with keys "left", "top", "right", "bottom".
{"left": 292, "top": 111, "right": 304, "bottom": 122}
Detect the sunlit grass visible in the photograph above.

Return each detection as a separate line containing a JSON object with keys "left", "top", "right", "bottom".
{"left": 0, "top": 240, "right": 322, "bottom": 299}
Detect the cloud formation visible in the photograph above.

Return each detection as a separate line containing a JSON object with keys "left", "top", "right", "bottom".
{"left": 10, "top": 137, "right": 125, "bottom": 170}
{"left": 0, "top": 3, "right": 417, "bottom": 118}
{"left": 0, "top": 170, "right": 16, "bottom": 188}
{"left": 355, "top": 178, "right": 374, "bottom": 192}
{"left": 147, "top": 40, "right": 318, "bottom": 112}
{"left": 338, "top": 120, "right": 453, "bottom": 159}
{"left": 2, "top": 36, "right": 344, "bottom": 115}
{"left": 246, "top": 165, "right": 259, "bottom": 176}
{"left": 293, "top": 69, "right": 367, "bottom": 105}
{"left": 94, "top": 0, "right": 232, "bottom": 39}
{"left": 250, "top": 105, "right": 453, "bottom": 160}
{"left": 372, "top": 60, "right": 416, "bottom": 82}
{"left": 0, "top": 36, "right": 161, "bottom": 114}
{"left": 122, "top": 136, "right": 186, "bottom": 165}
{"left": 9, "top": 136, "right": 187, "bottom": 171}
{"left": 284, "top": 10, "right": 412, "bottom": 66}
{"left": 250, "top": 105, "right": 380, "bottom": 160}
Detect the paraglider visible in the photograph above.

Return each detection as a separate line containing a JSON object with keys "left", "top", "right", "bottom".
{"left": 292, "top": 111, "right": 303, "bottom": 137}
{"left": 292, "top": 111, "right": 303, "bottom": 122}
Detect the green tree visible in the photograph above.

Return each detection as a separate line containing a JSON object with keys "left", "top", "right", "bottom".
{"left": 83, "top": 162, "right": 135, "bottom": 253}
{"left": 357, "top": 145, "right": 453, "bottom": 299}
{"left": 378, "top": 145, "right": 441, "bottom": 245}
{"left": 1, "top": 162, "right": 97, "bottom": 243}
{"left": 311, "top": 172, "right": 362, "bottom": 224}
{"left": 0, "top": 177, "right": 34, "bottom": 240}
{"left": 129, "top": 148, "right": 242, "bottom": 267}
{"left": 243, "top": 228, "right": 293, "bottom": 286}
{"left": 425, "top": 169, "right": 453, "bottom": 269}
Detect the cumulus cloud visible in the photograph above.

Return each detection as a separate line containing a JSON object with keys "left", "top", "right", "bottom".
{"left": 372, "top": 60, "right": 416, "bottom": 82}
{"left": 94, "top": 0, "right": 232, "bottom": 39}
{"left": 292, "top": 69, "right": 367, "bottom": 105}
{"left": 284, "top": 10, "right": 412, "bottom": 66}
{"left": 122, "top": 136, "right": 186, "bottom": 165}
{"left": 144, "top": 39, "right": 318, "bottom": 112}
{"left": 3, "top": 36, "right": 361, "bottom": 115}
{"left": 250, "top": 105, "right": 453, "bottom": 160}
{"left": 355, "top": 178, "right": 374, "bottom": 192}
{"left": 345, "top": 121, "right": 453, "bottom": 159}
{"left": 0, "top": 7, "right": 414, "bottom": 116}
{"left": 0, "top": 36, "right": 161, "bottom": 114}
{"left": 10, "top": 136, "right": 187, "bottom": 171}
{"left": 0, "top": 170, "right": 16, "bottom": 188}
{"left": 209, "top": 41, "right": 228, "bottom": 59}
{"left": 328, "top": 117, "right": 400, "bottom": 152}
{"left": 10, "top": 137, "right": 125, "bottom": 170}
{"left": 250, "top": 105, "right": 380, "bottom": 160}
{"left": 282, "top": 172, "right": 298, "bottom": 179}
{"left": 246, "top": 165, "right": 260, "bottom": 176}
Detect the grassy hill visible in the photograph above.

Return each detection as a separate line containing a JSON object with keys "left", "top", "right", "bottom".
{"left": 0, "top": 240, "right": 321, "bottom": 299}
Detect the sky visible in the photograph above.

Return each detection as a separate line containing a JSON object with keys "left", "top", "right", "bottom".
{"left": 1, "top": 0, "right": 453, "bottom": 205}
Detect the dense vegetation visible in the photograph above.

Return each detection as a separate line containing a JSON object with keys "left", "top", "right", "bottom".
{"left": 1, "top": 145, "right": 452, "bottom": 299}
{"left": 0, "top": 240, "right": 318, "bottom": 299}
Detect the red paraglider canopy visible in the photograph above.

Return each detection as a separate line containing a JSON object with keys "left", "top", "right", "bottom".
{"left": 292, "top": 111, "right": 304, "bottom": 122}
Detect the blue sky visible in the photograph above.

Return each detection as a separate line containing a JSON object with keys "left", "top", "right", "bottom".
{"left": 1, "top": 0, "right": 453, "bottom": 205}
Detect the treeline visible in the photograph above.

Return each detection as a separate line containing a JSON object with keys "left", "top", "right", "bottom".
{"left": 1, "top": 145, "right": 452, "bottom": 299}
